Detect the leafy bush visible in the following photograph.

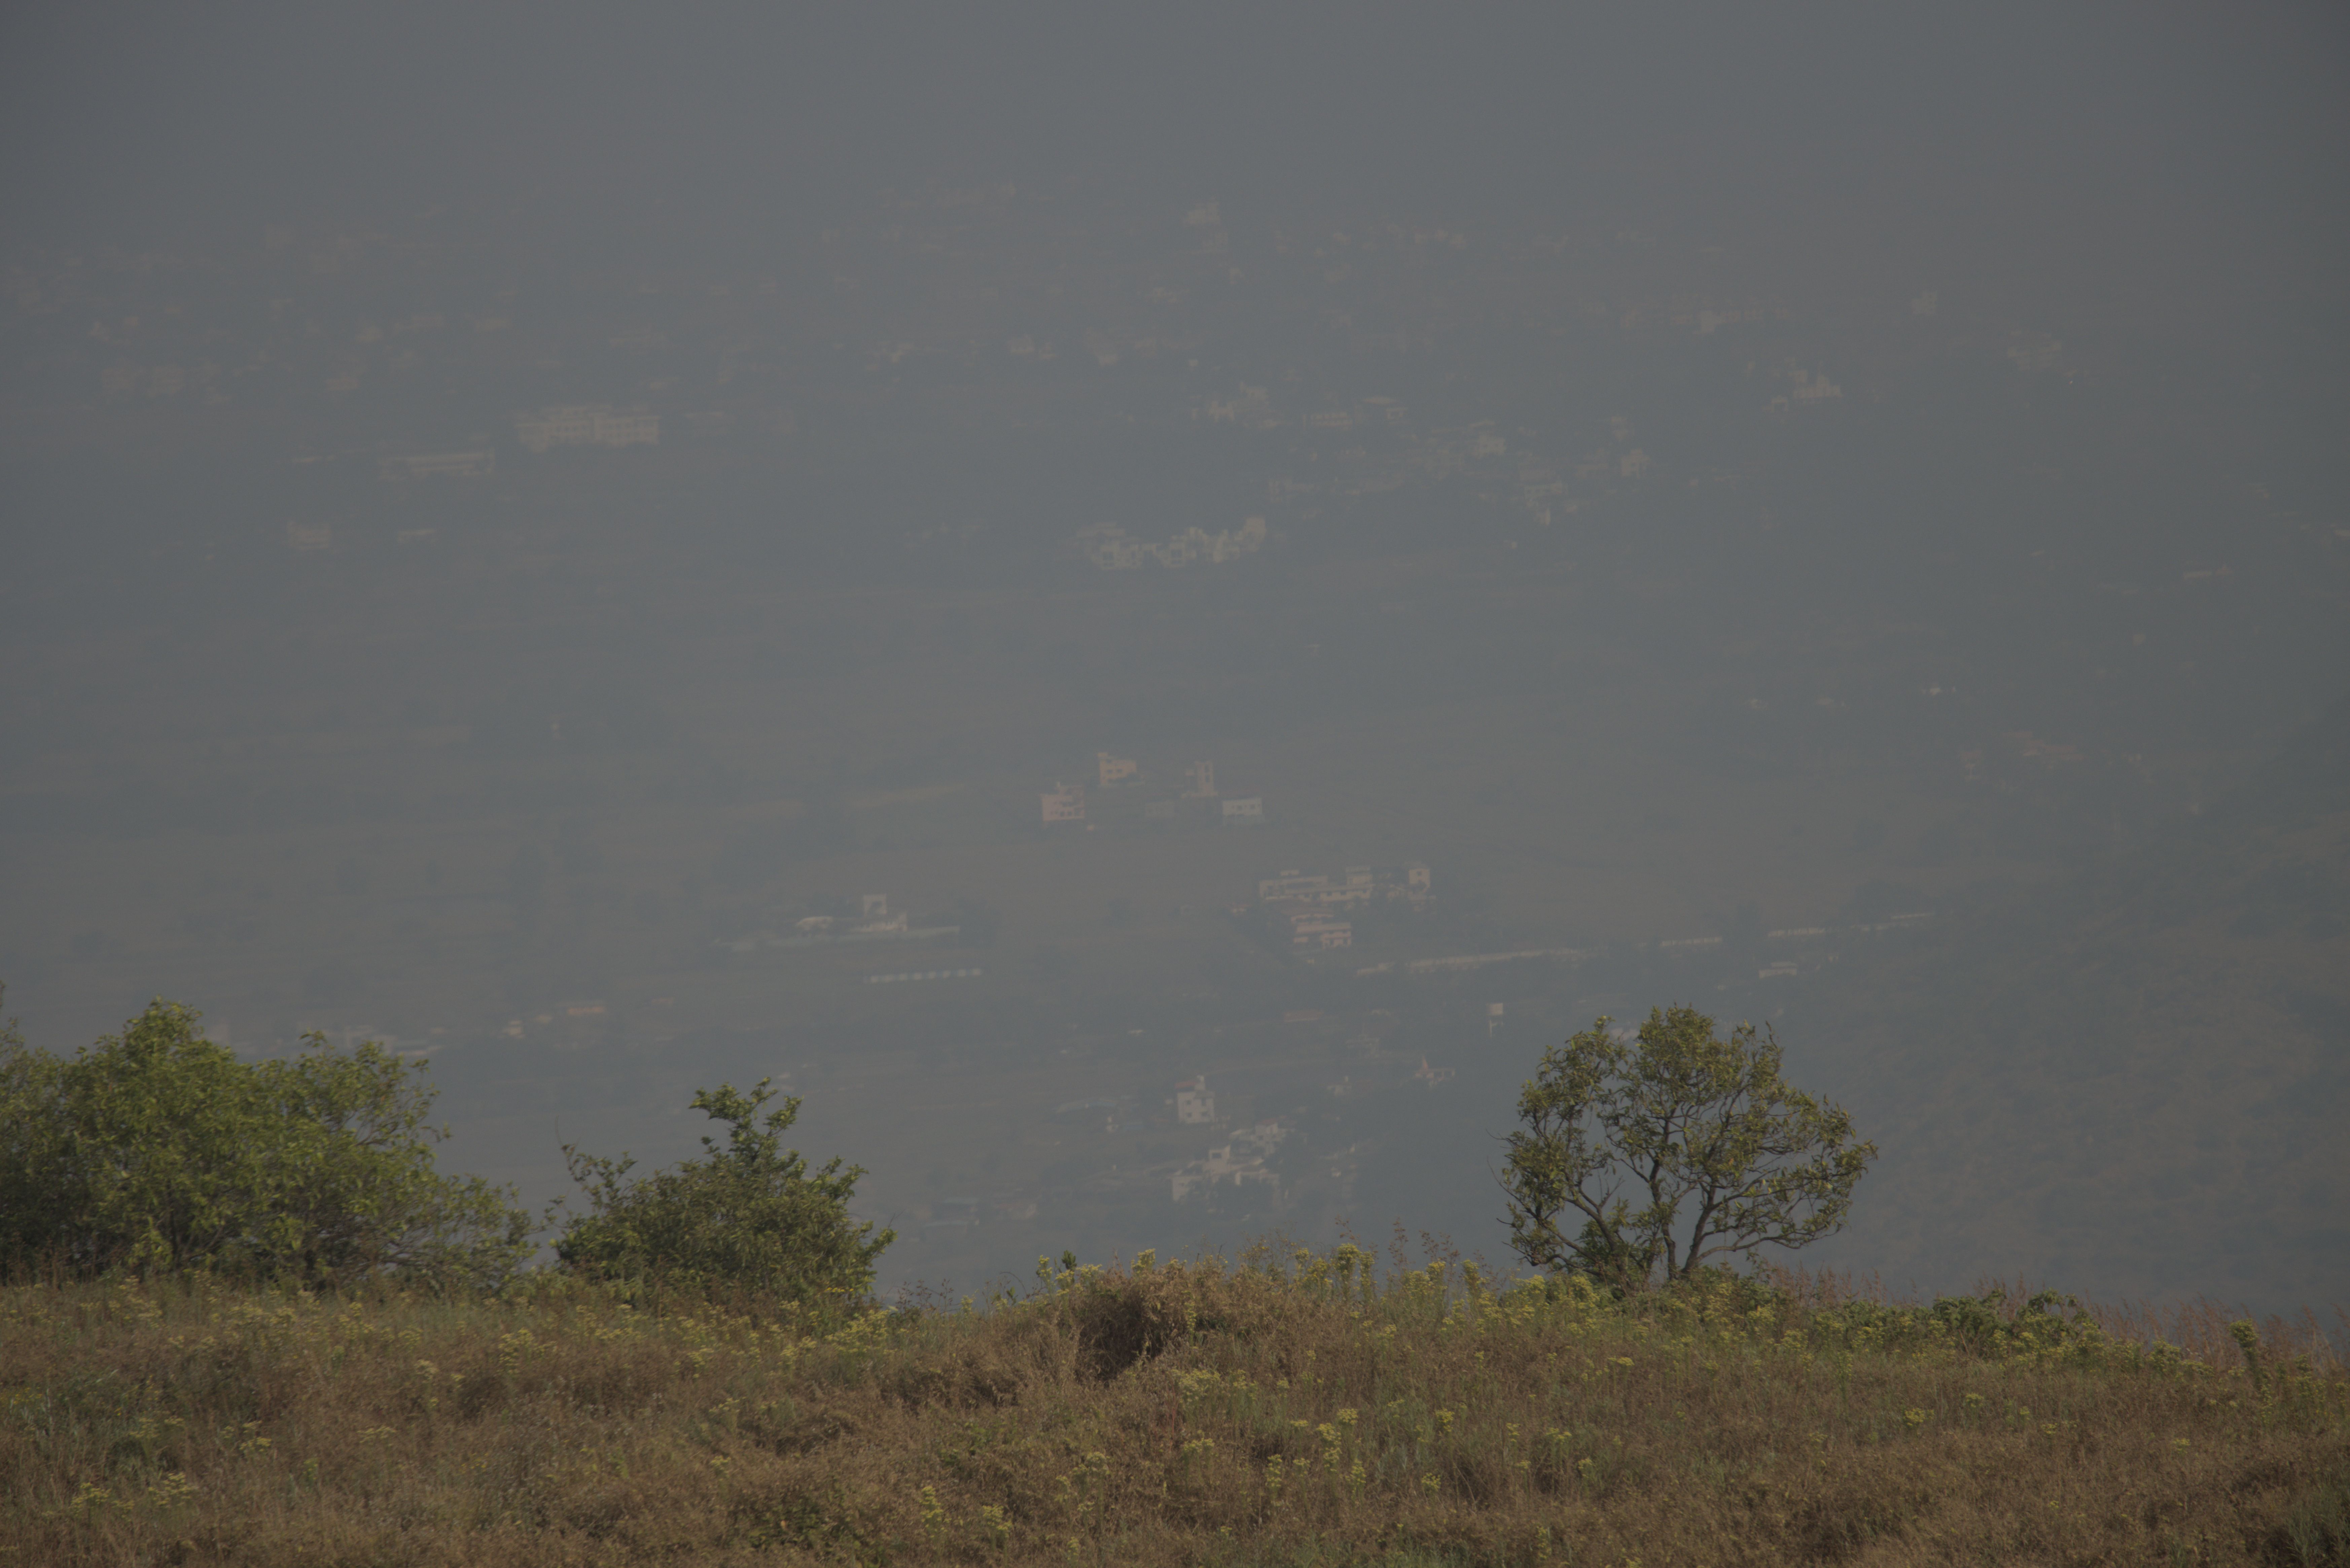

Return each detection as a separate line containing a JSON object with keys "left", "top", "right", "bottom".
{"left": 1809, "top": 1286, "right": 2141, "bottom": 1365}
{"left": 0, "top": 997, "right": 531, "bottom": 1288}
{"left": 549, "top": 1078, "right": 893, "bottom": 1299}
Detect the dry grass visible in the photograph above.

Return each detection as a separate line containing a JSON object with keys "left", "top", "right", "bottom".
{"left": 2, "top": 1248, "right": 2344, "bottom": 1566}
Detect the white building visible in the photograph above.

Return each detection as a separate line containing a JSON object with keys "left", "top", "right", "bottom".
{"left": 1175, "top": 1078, "right": 1216, "bottom": 1125}
{"left": 1290, "top": 914, "right": 1353, "bottom": 949}
{"left": 379, "top": 451, "right": 495, "bottom": 481}
{"left": 514, "top": 405, "right": 661, "bottom": 453}
{"left": 852, "top": 894, "right": 907, "bottom": 935}
{"left": 1789, "top": 370, "right": 1842, "bottom": 403}
{"left": 1077, "top": 516, "right": 1267, "bottom": 571}
{"left": 1200, "top": 385, "right": 1275, "bottom": 426}
{"left": 2006, "top": 337, "right": 2062, "bottom": 375}
{"left": 1170, "top": 1118, "right": 1286, "bottom": 1202}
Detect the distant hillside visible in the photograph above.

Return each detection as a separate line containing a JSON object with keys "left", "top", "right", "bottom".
{"left": 1802, "top": 693, "right": 2350, "bottom": 1311}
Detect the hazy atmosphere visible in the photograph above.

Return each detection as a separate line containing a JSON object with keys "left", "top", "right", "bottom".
{"left": 4, "top": 1, "right": 2345, "bottom": 1316}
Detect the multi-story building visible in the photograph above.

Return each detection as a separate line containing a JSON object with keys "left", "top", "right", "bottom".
{"left": 1256, "top": 863, "right": 1429, "bottom": 906}
{"left": 1290, "top": 914, "right": 1353, "bottom": 949}
{"left": 1174, "top": 1078, "right": 1216, "bottom": 1125}
{"left": 1259, "top": 866, "right": 1374, "bottom": 904}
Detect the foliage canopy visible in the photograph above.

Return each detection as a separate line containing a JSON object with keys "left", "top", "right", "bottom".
{"left": 550, "top": 1078, "right": 893, "bottom": 1298}
{"left": 1502, "top": 1004, "right": 1877, "bottom": 1289}
{"left": 0, "top": 995, "right": 532, "bottom": 1288}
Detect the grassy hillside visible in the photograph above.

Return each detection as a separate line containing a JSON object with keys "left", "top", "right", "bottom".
{"left": 4, "top": 1252, "right": 2344, "bottom": 1566}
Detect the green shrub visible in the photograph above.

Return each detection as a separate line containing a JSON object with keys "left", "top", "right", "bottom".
{"left": 549, "top": 1078, "right": 892, "bottom": 1300}
{"left": 0, "top": 996, "right": 531, "bottom": 1289}
{"left": 1809, "top": 1286, "right": 2121, "bottom": 1362}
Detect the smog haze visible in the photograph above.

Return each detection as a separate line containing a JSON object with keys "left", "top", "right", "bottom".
{"left": 3, "top": 1, "right": 2345, "bottom": 1313}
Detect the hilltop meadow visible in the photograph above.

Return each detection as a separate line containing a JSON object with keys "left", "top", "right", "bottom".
{"left": 3, "top": 997, "right": 2345, "bottom": 1565}
{"left": 4, "top": 1250, "right": 2344, "bottom": 1567}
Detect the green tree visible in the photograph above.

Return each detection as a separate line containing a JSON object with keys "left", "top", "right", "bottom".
{"left": 0, "top": 996, "right": 532, "bottom": 1288}
{"left": 1501, "top": 1005, "right": 1876, "bottom": 1290}
{"left": 550, "top": 1078, "right": 893, "bottom": 1299}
